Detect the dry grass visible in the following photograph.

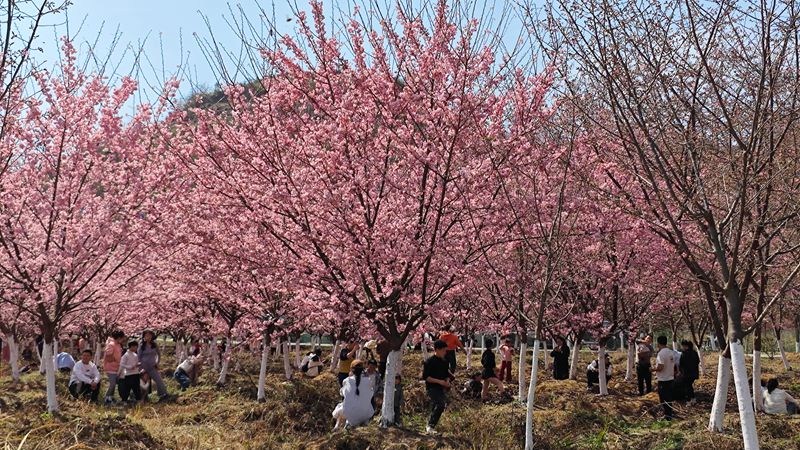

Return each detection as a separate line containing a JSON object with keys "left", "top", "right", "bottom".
{"left": 2, "top": 348, "right": 800, "bottom": 449}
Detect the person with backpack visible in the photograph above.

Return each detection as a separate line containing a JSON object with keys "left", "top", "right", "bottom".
{"left": 480, "top": 339, "right": 505, "bottom": 401}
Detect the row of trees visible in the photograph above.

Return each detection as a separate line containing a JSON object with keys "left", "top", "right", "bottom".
{"left": 1, "top": 1, "right": 799, "bottom": 449}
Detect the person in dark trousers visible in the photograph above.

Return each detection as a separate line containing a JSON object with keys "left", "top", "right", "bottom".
{"left": 550, "top": 336, "right": 570, "bottom": 380}
{"left": 480, "top": 339, "right": 505, "bottom": 401}
{"left": 636, "top": 335, "right": 654, "bottom": 396}
{"left": 653, "top": 335, "right": 675, "bottom": 420}
{"left": 422, "top": 340, "right": 451, "bottom": 435}
{"left": 69, "top": 350, "right": 101, "bottom": 402}
{"left": 677, "top": 340, "right": 700, "bottom": 403}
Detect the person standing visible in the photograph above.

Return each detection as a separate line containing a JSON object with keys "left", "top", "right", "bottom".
{"left": 438, "top": 327, "right": 463, "bottom": 375}
{"left": 550, "top": 336, "right": 570, "bottom": 380}
{"left": 653, "top": 335, "right": 675, "bottom": 420}
{"left": 337, "top": 341, "right": 358, "bottom": 387}
{"left": 69, "top": 350, "right": 101, "bottom": 402}
{"left": 119, "top": 341, "right": 141, "bottom": 403}
{"left": 480, "top": 339, "right": 505, "bottom": 401}
{"left": 139, "top": 330, "right": 169, "bottom": 401}
{"left": 636, "top": 335, "right": 654, "bottom": 396}
{"left": 677, "top": 340, "right": 700, "bottom": 403}
{"left": 422, "top": 340, "right": 451, "bottom": 435}
{"left": 103, "top": 330, "right": 125, "bottom": 404}
{"left": 499, "top": 339, "right": 513, "bottom": 383}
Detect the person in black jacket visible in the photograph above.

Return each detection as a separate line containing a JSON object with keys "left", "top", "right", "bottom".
{"left": 550, "top": 336, "right": 570, "bottom": 380}
{"left": 677, "top": 340, "right": 700, "bottom": 403}
{"left": 480, "top": 340, "right": 505, "bottom": 401}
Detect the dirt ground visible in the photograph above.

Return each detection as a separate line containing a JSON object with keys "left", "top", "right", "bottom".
{"left": 2, "top": 346, "right": 800, "bottom": 449}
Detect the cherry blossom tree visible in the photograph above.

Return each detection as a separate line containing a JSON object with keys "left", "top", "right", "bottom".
{"left": 180, "top": 0, "right": 556, "bottom": 428}
{"left": 0, "top": 40, "right": 178, "bottom": 412}
{"left": 540, "top": 1, "right": 800, "bottom": 446}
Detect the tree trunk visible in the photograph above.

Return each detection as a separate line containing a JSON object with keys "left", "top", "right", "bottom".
{"left": 524, "top": 340, "right": 539, "bottom": 450}
{"left": 672, "top": 340, "right": 678, "bottom": 351}
{"left": 217, "top": 333, "right": 232, "bottom": 385}
{"left": 379, "top": 349, "right": 401, "bottom": 427}
{"left": 37, "top": 341, "right": 45, "bottom": 375}
{"left": 752, "top": 348, "right": 763, "bottom": 412}
{"left": 708, "top": 354, "right": 731, "bottom": 432}
{"left": 5, "top": 334, "right": 20, "bottom": 382}
{"left": 730, "top": 340, "right": 759, "bottom": 450}
{"left": 210, "top": 336, "right": 219, "bottom": 371}
{"left": 569, "top": 337, "right": 581, "bottom": 380}
{"left": 257, "top": 335, "right": 270, "bottom": 402}
{"left": 518, "top": 340, "right": 528, "bottom": 401}
{"left": 696, "top": 346, "right": 706, "bottom": 377}
{"left": 272, "top": 340, "right": 280, "bottom": 362}
{"left": 93, "top": 340, "right": 102, "bottom": 367}
{"left": 625, "top": 340, "right": 635, "bottom": 382}
{"left": 465, "top": 339, "right": 473, "bottom": 370}
{"left": 329, "top": 340, "right": 341, "bottom": 372}
{"left": 294, "top": 339, "right": 302, "bottom": 368}
{"left": 42, "top": 341, "right": 59, "bottom": 412}
{"left": 597, "top": 346, "right": 609, "bottom": 396}
{"left": 619, "top": 331, "right": 625, "bottom": 352}
{"left": 282, "top": 340, "right": 292, "bottom": 380}
{"left": 421, "top": 337, "right": 429, "bottom": 360}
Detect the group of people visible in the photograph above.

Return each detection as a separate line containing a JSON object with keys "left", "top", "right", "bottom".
{"left": 64, "top": 330, "right": 206, "bottom": 405}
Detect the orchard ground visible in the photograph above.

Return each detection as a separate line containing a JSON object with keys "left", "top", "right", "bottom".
{"left": 2, "top": 347, "right": 800, "bottom": 450}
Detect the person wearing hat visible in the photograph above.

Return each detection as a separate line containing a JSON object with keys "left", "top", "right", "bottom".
{"left": 332, "top": 359, "right": 375, "bottom": 430}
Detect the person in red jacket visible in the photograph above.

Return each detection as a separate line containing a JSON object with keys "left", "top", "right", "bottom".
{"left": 438, "top": 326, "right": 463, "bottom": 375}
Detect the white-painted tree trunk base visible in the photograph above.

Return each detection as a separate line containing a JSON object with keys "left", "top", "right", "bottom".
{"left": 524, "top": 340, "right": 539, "bottom": 450}
{"left": 598, "top": 346, "right": 609, "bottom": 396}
{"left": 257, "top": 336, "right": 269, "bottom": 401}
{"left": 795, "top": 341, "right": 799, "bottom": 353}
{"left": 752, "top": 350, "right": 762, "bottom": 412}
{"left": 518, "top": 342, "right": 527, "bottom": 402}
{"left": 282, "top": 341, "right": 292, "bottom": 380}
{"left": 542, "top": 345, "right": 549, "bottom": 371}
{"left": 625, "top": 343, "right": 635, "bottom": 382}
{"left": 379, "top": 349, "right": 401, "bottom": 427}
{"left": 466, "top": 339, "right": 473, "bottom": 370}
{"left": 5, "top": 335, "right": 20, "bottom": 382}
{"left": 330, "top": 341, "right": 341, "bottom": 372}
{"left": 777, "top": 340, "right": 791, "bottom": 370}
{"left": 93, "top": 341, "right": 102, "bottom": 367}
{"left": 672, "top": 341, "right": 678, "bottom": 351}
{"left": 37, "top": 342, "right": 45, "bottom": 375}
{"left": 730, "top": 341, "right": 759, "bottom": 450}
{"left": 217, "top": 353, "right": 231, "bottom": 385}
{"left": 42, "top": 343, "right": 59, "bottom": 412}
{"left": 697, "top": 346, "right": 706, "bottom": 377}
{"left": 272, "top": 341, "right": 280, "bottom": 362}
{"left": 421, "top": 339, "right": 429, "bottom": 360}
{"left": 708, "top": 354, "right": 731, "bottom": 432}
{"left": 294, "top": 340, "right": 302, "bottom": 368}
{"left": 569, "top": 339, "right": 581, "bottom": 380}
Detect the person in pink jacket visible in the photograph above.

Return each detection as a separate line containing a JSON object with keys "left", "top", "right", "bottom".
{"left": 103, "top": 330, "right": 125, "bottom": 404}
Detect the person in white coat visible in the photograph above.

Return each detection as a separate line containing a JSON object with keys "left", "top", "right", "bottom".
{"left": 332, "top": 360, "right": 374, "bottom": 430}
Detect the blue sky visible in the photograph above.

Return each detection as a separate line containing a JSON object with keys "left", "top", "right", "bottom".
{"left": 35, "top": 1, "right": 530, "bottom": 102}
{"left": 38, "top": 1, "right": 304, "bottom": 98}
